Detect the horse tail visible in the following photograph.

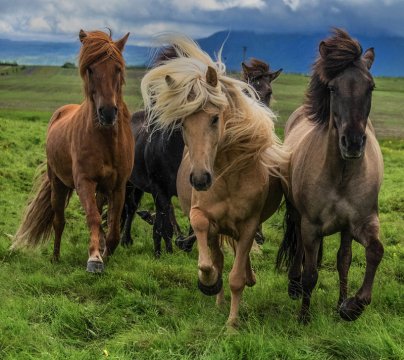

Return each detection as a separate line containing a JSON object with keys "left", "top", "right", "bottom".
{"left": 219, "top": 235, "right": 236, "bottom": 254}
{"left": 276, "top": 199, "right": 298, "bottom": 271}
{"left": 12, "top": 165, "right": 55, "bottom": 249}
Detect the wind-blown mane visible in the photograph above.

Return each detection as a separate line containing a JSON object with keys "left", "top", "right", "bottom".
{"left": 79, "top": 30, "right": 126, "bottom": 96}
{"left": 305, "top": 28, "right": 365, "bottom": 125}
{"left": 141, "top": 35, "right": 288, "bottom": 176}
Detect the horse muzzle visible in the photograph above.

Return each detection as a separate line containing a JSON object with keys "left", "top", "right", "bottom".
{"left": 97, "top": 106, "right": 118, "bottom": 126}
{"left": 339, "top": 133, "right": 366, "bottom": 160}
{"left": 190, "top": 171, "right": 212, "bottom": 191}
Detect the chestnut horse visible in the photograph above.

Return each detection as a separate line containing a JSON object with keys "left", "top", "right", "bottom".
{"left": 13, "top": 30, "right": 134, "bottom": 273}
{"left": 276, "top": 29, "right": 384, "bottom": 323}
{"left": 141, "top": 36, "right": 288, "bottom": 327}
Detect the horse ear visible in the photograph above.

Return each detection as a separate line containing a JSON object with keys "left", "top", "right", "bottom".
{"left": 319, "top": 41, "right": 328, "bottom": 58}
{"left": 115, "top": 32, "right": 130, "bottom": 52}
{"left": 165, "top": 75, "right": 175, "bottom": 88}
{"left": 363, "top": 47, "right": 375, "bottom": 69}
{"left": 241, "top": 62, "right": 251, "bottom": 73}
{"left": 206, "top": 66, "right": 218, "bottom": 87}
{"left": 79, "top": 29, "right": 87, "bottom": 43}
{"left": 269, "top": 68, "right": 283, "bottom": 82}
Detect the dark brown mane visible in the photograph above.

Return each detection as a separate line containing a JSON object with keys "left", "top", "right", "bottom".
{"left": 152, "top": 46, "right": 179, "bottom": 67}
{"left": 79, "top": 30, "right": 126, "bottom": 80}
{"left": 242, "top": 58, "right": 269, "bottom": 80}
{"left": 305, "top": 28, "right": 366, "bottom": 125}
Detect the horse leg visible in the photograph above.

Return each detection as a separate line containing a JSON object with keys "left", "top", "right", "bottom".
{"left": 227, "top": 219, "right": 258, "bottom": 328}
{"left": 288, "top": 222, "right": 304, "bottom": 300}
{"left": 104, "top": 185, "right": 126, "bottom": 257}
{"left": 337, "top": 230, "right": 353, "bottom": 308}
{"left": 175, "top": 224, "right": 196, "bottom": 252}
{"left": 254, "top": 224, "right": 265, "bottom": 245}
{"left": 245, "top": 255, "right": 256, "bottom": 287}
{"left": 153, "top": 191, "right": 173, "bottom": 256}
{"left": 50, "top": 174, "right": 70, "bottom": 262}
{"left": 339, "top": 217, "right": 384, "bottom": 321}
{"left": 75, "top": 180, "right": 104, "bottom": 273}
{"left": 209, "top": 236, "right": 225, "bottom": 306}
{"left": 190, "top": 208, "right": 221, "bottom": 295}
{"left": 96, "top": 192, "right": 107, "bottom": 253}
{"left": 121, "top": 187, "right": 143, "bottom": 247}
{"left": 299, "top": 219, "right": 321, "bottom": 324}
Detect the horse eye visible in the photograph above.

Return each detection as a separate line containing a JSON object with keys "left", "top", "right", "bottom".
{"left": 211, "top": 115, "right": 219, "bottom": 125}
{"left": 87, "top": 68, "right": 93, "bottom": 76}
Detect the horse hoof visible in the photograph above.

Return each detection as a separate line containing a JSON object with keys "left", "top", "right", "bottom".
{"left": 288, "top": 279, "right": 302, "bottom": 300}
{"left": 137, "top": 210, "right": 155, "bottom": 225}
{"left": 175, "top": 235, "right": 194, "bottom": 253}
{"left": 120, "top": 238, "right": 133, "bottom": 248}
{"left": 86, "top": 260, "right": 104, "bottom": 273}
{"left": 197, "top": 275, "right": 223, "bottom": 296}
{"left": 298, "top": 311, "right": 311, "bottom": 325}
{"left": 339, "top": 297, "right": 365, "bottom": 321}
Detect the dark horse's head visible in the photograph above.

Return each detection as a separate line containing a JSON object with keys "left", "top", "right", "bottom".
{"left": 79, "top": 29, "right": 129, "bottom": 127}
{"left": 305, "top": 28, "right": 375, "bottom": 160}
{"left": 242, "top": 58, "right": 282, "bottom": 106}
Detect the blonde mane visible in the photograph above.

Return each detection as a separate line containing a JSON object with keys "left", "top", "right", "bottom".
{"left": 141, "top": 35, "right": 289, "bottom": 176}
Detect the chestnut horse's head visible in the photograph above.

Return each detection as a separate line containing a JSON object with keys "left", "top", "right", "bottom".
{"left": 242, "top": 58, "right": 282, "bottom": 106}
{"left": 306, "top": 28, "right": 375, "bottom": 160}
{"left": 79, "top": 29, "right": 129, "bottom": 127}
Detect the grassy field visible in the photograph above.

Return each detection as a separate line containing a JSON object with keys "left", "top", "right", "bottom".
{"left": 0, "top": 65, "right": 403, "bottom": 360}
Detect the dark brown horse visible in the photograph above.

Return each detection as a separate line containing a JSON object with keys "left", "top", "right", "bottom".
{"left": 13, "top": 30, "right": 134, "bottom": 273}
{"left": 242, "top": 58, "right": 282, "bottom": 106}
{"left": 277, "top": 28, "right": 384, "bottom": 323}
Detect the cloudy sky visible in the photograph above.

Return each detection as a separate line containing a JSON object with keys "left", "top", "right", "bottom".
{"left": 0, "top": 0, "right": 403, "bottom": 45}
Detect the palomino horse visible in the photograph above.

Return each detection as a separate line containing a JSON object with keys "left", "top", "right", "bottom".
{"left": 276, "top": 29, "right": 384, "bottom": 323}
{"left": 121, "top": 55, "right": 282, "bottom": 254}
{"left": 13, "top": 30, "right": 134, "bottom": 273}
{"left": 141, "top": 36, "right": 288, "bottom": 327}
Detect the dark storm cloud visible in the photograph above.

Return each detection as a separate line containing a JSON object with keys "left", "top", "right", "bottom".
{"left": 0, "top": 0, "right": 403, "bottom": 44}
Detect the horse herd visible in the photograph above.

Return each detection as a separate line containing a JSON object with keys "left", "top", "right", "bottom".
{"left": 12, "top": 28, "right": 384, "bottom": 328}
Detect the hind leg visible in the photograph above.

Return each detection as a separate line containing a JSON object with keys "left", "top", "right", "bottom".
{"left": 50, "top": 174, "right": 70, "bottom": 262}
{"left": 339, "top": 216, "right": 383, "bottom": 321}
{"left": 337, "top": 230, "right": 353, "bottom": 308}
{"left": 288, "top": 223, "right": 304, "bottom": 300}
{"left": 121, "top": 187, "right": 143, "bottom": 247}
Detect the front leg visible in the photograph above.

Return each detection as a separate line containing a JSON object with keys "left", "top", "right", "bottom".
{"left": 227, "top": 218, "right": 259, "bottom": 328}
{"left": 190, "top": 208, "right": 222, "bottom": 295}
{"left": 299, "top": 218, "right": 322, "bottom": 324}
{"left": 337, "top": 230, "right": 353, "bottom": 308}
{"left": 75, "top": 179, "right": 104, "bottom": 273}
{"left": 104, "top": 184, "right": 126, "bottom": 256}
{"left": 339, "top": 216, "right": 384, "bottom": 321}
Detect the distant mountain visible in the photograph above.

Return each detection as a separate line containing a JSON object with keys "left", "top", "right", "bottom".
{"left": 1, "top": 31, "right": 404, "bottom": 76}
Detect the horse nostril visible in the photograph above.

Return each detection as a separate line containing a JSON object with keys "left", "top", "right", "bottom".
{"left": 98, "top": 107, "right": 105, "bottom": 118}
{"left": 189, "top": 173, "right": 194, "bottom": 186}
{"left": 113, "top": 106, "right": 118, "bottom": 116}
{"left": 341, "top": 135, "right": 347, "bottom": 149}
{"left": 362, "top": 134, "right": 367, "bottom": 145}
{"left": 204, "top": 172, "right": 212, "bottom": 186}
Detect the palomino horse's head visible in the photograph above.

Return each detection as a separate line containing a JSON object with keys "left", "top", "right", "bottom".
{"left": 79, "top": 30, "right": 129, "bottom": 127}
{"left": 166, "top": 67, "right": 225, "bottom": 191}
{"left": 306, "top": 28, "right": 375, "bottom": 160}
{"left": 242, "top": 58, "right": 282, "bottom": 106}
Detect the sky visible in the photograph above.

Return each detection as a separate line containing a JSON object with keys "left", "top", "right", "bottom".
{"left": 1, "top": 0, "right": 404, "bottom": 45}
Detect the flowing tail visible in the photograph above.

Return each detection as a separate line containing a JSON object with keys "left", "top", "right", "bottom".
{"left": 12, "top": 165, "right": 55, "bottom": 249}
{"left": 276, "top": 199, "right": 323, "bottom": 271}
{"left": 276, "top": 199, "right": 298, "bottom": 271}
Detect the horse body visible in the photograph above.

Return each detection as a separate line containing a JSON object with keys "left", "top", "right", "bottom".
{"left": 13, "top": 30, "right": 134, "bottom": 273}
{"left": 277, "top": 29, "right": 384, "bottom": 322}
{"left": 141, "top": 36, "right": 288, "bottom": 327}
{"left": 121, "top": 110, "right": 183, "bottom": 255}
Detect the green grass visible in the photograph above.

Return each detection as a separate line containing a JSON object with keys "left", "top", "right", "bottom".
{"left": 0, "top": 67, "right": 403, "bottom": 360}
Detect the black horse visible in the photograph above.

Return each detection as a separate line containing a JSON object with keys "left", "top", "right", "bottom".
{"left": 121, "top": 57, "right": 282, "bottom": 255}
